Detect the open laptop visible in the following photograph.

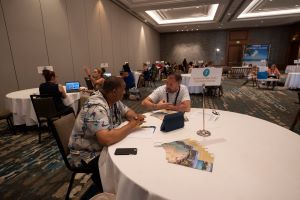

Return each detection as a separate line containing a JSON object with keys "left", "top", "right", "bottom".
{"left": 84, "top": 77, "right": 94, "bottom": 90}
{"left": 65, "top": 81, "right": 80, "bottom": 93}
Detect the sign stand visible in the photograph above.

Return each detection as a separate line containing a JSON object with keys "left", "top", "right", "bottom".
{"left": 196, "top": 83, "right": 211, "bottom": 137}
{"left": 189, "top": 68, "right": 222, "bottom": 137}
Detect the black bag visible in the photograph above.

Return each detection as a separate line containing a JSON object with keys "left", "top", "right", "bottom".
{"left": 160, "top": 112, "right": 185, "bottom": 132}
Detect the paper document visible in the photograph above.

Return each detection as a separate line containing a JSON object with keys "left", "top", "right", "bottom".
{"left": 127, "top": 127, "right": 155, "bottom": 139}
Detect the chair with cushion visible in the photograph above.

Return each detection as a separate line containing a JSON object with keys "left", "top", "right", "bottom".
{"left": 0, "top": 110, "right": 15, "bottom": 134}
{"left": 48, "top": 113, "right": 103, "bottom": 199}
{"left": 30, "top": 94, "right": 73, "bottom": 143}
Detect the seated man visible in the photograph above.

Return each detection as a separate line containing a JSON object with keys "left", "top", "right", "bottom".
{"left": 142, "top": 72, "right": 191, "bottom": 112}
{"left": 68, "top": 76, "right": 145, "bottom": 191}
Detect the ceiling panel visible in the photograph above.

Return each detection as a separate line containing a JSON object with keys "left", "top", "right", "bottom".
{"left": 113, "top": 0, "right": 300, "bottom": 32}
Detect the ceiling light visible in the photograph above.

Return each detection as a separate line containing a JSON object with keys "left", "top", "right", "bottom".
{"left": 216, "top": 48, "right": 220, "bottom": 52}
{"left": 227, "top": 13, "right": 231, "bottom": 15}
{"left": 196, "top": 29, "right": 199, "bottom": 30}
{"left": 191, "top": 29, "right": 193, "bottom": 30}
{"left": 196, "top": 6, "right": 199, "bottom": 8}
{"left": 296, "top": 5, "right": 299, "bottom": 7}
{"left": 145, "top": 4, "right": 219, "bottom": 24}
{"left": 238, "top": 0, "right": 300, "bottom": 18}
{"left": 181, "top": 30, "right": 184, "bottom": 31}
{"left": 176, "top": 30, "right": 179, "bottom": 31}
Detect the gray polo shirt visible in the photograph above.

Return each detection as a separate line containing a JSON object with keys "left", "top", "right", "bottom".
{"left": 148, "top": 84, "right": 190, "bottom": 105}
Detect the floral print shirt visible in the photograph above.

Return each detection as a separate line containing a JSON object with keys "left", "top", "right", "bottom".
{"left": 68, "top": 91, "right": 129, "bottom": 163}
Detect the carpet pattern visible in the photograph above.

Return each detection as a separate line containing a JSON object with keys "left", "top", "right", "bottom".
{"left": 0, "top": 77, "right": 299, "bottom": 199}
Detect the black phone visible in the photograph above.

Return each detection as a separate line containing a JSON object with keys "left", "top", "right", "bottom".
{"left": 114, "top": 148, "right": 137, "bottom": 155}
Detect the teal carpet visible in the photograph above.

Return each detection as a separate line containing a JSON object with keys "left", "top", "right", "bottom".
{"left": 0, "top": 77, "right": 299, "bottom": 199}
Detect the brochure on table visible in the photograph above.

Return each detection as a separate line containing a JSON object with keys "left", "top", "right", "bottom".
{"left": 161, "top": 139, "right": 214, "bottom": 172}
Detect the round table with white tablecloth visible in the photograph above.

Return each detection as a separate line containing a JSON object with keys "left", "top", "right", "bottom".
{"left": 99, "top": 108, "right": 300, "bottom": 200}
{"left": 284, "top": 72, "right": 300, "bottom": 89}
{"left": 285, "top": 65, "right": 300, "bottom": 73}
{"left": 181, "top": 74, "right": 203, "bottom": 94}
{"left": 5, "top": 87, "right": 80, "bottom": 125}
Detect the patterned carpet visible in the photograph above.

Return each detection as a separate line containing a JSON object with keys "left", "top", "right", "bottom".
{"left": 0, "top": 77, "right": 299, "bottom": 200}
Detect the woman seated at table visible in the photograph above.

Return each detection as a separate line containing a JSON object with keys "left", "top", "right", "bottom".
{"left": 267, "top": 64, "right": 280, "bottom": 88}
{"left": 268, "top": 64, "right": 280, "bottom": 79}
{"left": 84, "top": 66, "right": 105, "bottom": 90}
{"left": 39, "top": 69, "right": 72, "bottom": 112}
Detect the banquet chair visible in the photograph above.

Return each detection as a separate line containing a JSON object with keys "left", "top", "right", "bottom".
{"left": 48, "top": 113, "right": 103, "bottom": 200}
{"left": 290, "top": 108, "right": 300, "bottom": 132}
{"left": 0, "top": 110, "right": 15, "bottom": 134}
{"left": 30, "top": 94, "right": 73, "bottom": 143}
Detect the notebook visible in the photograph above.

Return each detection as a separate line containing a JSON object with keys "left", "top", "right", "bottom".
{"left": 65, "top": 81, "right": 80, "bottom": 93}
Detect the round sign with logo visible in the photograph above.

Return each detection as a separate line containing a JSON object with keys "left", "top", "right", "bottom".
{"left": 203, "top": 68, "right": 210, "bottom": 77}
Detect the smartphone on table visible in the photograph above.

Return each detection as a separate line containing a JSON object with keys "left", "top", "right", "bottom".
{"left": 114, "top": 148, "right": 137, "bottom": 155}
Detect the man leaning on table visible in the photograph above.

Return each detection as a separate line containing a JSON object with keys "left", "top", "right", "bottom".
{"left": 142, "top": 72, "right": 191, "bottom": 112}
{"left": 68, "top": 76, "right": 145, "bottom": 191}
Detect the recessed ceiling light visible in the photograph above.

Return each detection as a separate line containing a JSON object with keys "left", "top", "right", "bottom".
{"left": 269, "top": 0, "right": 272, "bottom": 1}
{"left": 227, "top": 13, "right": 231, "bottom": 15}
{"left": 196, "top": 29, "right": 199, "bottom": 30}
{"left": 181, "top": 30, "right": 184, "bottom": 31}
{"left": 145, "top": 4, "right": 219, "bottom": 24}
{"left": 296, "top": 5, "right": 299, "bottom": 7}
{"left": 176, "top": 30, "right": 179, "bottom": 31}
{"left": 238, "top": 0, "right": 300, "bottom": 18}
{"left": 196, "top": 6, "right": 199, "bottom": 8}
{"left": 191, "top": 29, "right": 193, "bottom": 31}
{"left": 144, "top": 20, "right": 148, "bottom": 23}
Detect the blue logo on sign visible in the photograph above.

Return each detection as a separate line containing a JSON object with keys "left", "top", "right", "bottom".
{"left": 203, "top": 69, "right": 210, "bottom": 77}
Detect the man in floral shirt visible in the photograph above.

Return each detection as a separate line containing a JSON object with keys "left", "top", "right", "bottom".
{"left": 69, "top": 76, "right": 145, "bottom": 191}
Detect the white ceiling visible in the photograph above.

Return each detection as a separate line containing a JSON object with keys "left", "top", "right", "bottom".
{"left": 113, "top": 0, "right": 300, "bottom": 32}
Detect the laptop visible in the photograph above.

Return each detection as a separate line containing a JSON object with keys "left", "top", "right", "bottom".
{"left": 160, "top": 112, "right": 185, "bottom": 132}
{"left": 65, "top": 81, "right": 80, "bottom": 93}
{"left": 104, "top": 72, "right": 112, "bottom": 77}
{"left": 84, "top": 77, "right": 94, "bottom": 90}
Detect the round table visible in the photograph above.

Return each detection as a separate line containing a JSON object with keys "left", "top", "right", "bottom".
{"left": 99, "top": 108, "right": 300, "bottom": 200}
{"left": 285, "top": 65, "right": 300, "bottom": 73}
{"left": 181, "top": 74, "right": 203, "bottom": 94}
{"left": 5, "top": 88, "right": 80, "bottom": 125}
{"left": 284, "top": 72, "right": 300, "bottom": 89}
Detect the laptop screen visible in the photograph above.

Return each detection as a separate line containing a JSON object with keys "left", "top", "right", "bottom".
{"left": 104, "top": 72, "right": 112, "bottom": 77}
{"left": 65, "top": 81, "right": 80, "bottom": 93}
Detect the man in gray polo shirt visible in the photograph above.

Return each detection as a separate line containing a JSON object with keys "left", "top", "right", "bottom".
{"left": 142, "top": 72, "right": 191, "bottom": 112}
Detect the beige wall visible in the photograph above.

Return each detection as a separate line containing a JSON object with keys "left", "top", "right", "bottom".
{"left": 0, "top": 0, "right": 160, "bottom": 112}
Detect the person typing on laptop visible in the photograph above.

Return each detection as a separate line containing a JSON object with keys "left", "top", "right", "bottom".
{"left": 39, "top": 69, "right": 73, "bottom": 112}
{"left": 142, "top": 72, "right": 191, "bottom": 112}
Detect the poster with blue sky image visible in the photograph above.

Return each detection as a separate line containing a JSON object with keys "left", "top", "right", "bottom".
{"left": 243, "top": 44, "right": 270, "bottom": 62}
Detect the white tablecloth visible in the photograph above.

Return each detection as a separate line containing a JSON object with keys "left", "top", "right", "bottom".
{"left": 5, "top": 88, "right": 80, "bottom": 125}
{"left": 285, "top": 65, "right": 300, "bottom": 73}
{"left": 133, "top": 71, "right": 142, "bottom": 87}
{"left": 284, "top": 73, "right": 300, "bottom": 89}
{"left": 181, "top": 74, "right": 203, "bottom": 94}
{"left": 99, "top": 108, "right": 300, "bottom": 200}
